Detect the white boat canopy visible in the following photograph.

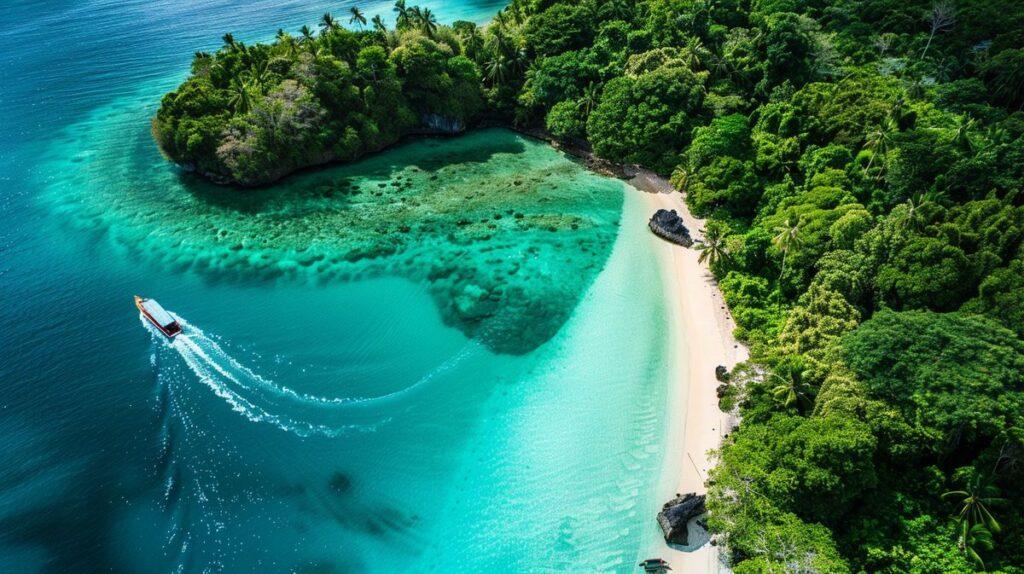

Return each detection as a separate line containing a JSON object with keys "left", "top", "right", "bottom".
{"left": 141, "top": 299, "right": 176, "bottom": 327}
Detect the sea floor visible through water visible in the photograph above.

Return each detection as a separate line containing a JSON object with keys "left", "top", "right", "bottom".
{"left": 0, "top": 0, "right": 686, "bottom": 571}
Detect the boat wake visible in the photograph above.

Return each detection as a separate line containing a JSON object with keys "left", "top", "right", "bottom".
{"left": 141, "top": 312, "right": 481, "bottom": 437}
{"left": 138, "top": 309, "right": 487, "bottom": 570}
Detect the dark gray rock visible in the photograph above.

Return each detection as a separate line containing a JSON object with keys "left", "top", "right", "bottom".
{"left": 420, "top": 114, "right": 465, "bottom": 134}
{"left": 648, "top": 209, "right": 693, "bottom": 247}
{"left": 657, "top": 493, "right": 707, "bottom": 545}
{"left": 715, "top": 365, "right": 730, "bottom": 383}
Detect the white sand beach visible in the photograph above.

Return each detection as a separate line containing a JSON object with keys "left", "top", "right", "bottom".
{"left": 632, "top": 171, "right": 749, "bottom": 572}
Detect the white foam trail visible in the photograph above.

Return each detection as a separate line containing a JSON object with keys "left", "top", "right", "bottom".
{"left": 170, "top": 312, "right": 478, "bottom": 406}
{"left": 140, "top": 313, "right": 398, "bottom": 437}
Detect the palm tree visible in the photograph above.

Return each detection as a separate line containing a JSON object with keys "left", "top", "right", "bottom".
{"left": 772, "top": 217, "right": 801, "bottom": 285}
{"left": 492, "top": 10, "right": 511, "bottom": 32}
{"left": 961, "top": 523, "right": 994, "bottom": 571}
{"left": 393, "top": 0, "right": 410, "bottom": 30}
{"left": 770, "top": 366, "right": 813, "bottom": 412}
{"left": 863, "top": 118, "right": 897, "bottom": 179}
{"left": 222, "top": 33, "right": 237, "bottom": 51}
{"left": 458, "top": 23, "right": 484, "bottom": 59}
{"left": 243, "top": 60, "right": 270, "bottom": 93}
{"left": 484, "top": 54, "right": 511, "bottom": 87}
{"left": 191, "top": 52, "right": 213, "bottom": 76}
{"left": 900, "top": 196, "right": 924, "bottom": 230}
{"left": 320, "top": 12, "right": 338, "bottom": 35}
{"left": 600, "top": 0, "right": 633, "bottom": 21}
{"left": 349, "top": 7, "right": 367, "bottom": 30}
{"left": 417, "top": 7, "right": 438, "bottom": 37}
{"left": 228, "top": 81, "right": 254, "bottom": 113}
{"left": 299, "top": 25, "right": 315, "bottom": 43}
{"left": 487, "top": 24, "right": 515, "bottom": 59}
{"left": 577, "top": 82, "right": 601, "bottom": 118}
{"left": 275, "top": 29, "right": 297, "bottom": 55}
{"left": 371, "top": 14, "right": 387, "bottom": 33}
{"left": 942, "top": 473, "right": 1005, "bottom": 536}
{"left": 951, "top": 114, "right": 977, "bottom": 154}
{"left": 696, "top": 223, "right": 731, "bottom": 268}
{"left": 505, "top": 3, "right": 526, "bottom": 25}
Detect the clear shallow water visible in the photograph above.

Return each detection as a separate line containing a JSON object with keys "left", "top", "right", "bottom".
{"left": 0, "top": 1, "right": 677, "bottom": 572}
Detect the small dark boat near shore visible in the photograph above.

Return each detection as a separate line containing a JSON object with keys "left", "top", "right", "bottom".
{"left": 134, "top": 295, "right": 182, "bottom": 338}
{"left": 639, "top": 557, "right": 672, "bottom": 572}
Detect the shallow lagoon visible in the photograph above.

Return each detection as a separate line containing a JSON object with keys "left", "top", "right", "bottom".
{"left": 0, "top": 0, "right": 679, "bottom": 571}
{"left": 43, "top": 117, "right": 624, "bottom": 354}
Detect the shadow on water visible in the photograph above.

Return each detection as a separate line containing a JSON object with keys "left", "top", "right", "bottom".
{"left": 0, "top": 452, "right": 148, "bottom": 573}
{"left": 313, "top": 472, "right": 424, "bottom": 546}
{"left": 178, "top": 130, "right": 528, "bottom": 214}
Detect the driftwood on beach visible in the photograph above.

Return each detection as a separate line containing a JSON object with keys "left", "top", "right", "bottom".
{"left": 648, "top": 209, "right": 693, "bottom": 247}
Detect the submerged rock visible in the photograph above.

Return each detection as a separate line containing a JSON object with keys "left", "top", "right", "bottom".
{"left": 648, "top": 209, "right": 693, "bottom": 247}
{"left": 657, "top": 493, "right": 707, "bottom": 545}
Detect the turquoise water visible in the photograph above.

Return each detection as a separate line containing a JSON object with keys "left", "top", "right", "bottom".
{"left": 0, "top": 1, "right": 677, "bottom": 572}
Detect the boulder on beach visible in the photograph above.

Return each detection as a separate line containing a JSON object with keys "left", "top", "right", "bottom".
{"left": 657, "top": 493, "right": 707, "bottom": 545}
{"left": 648, "top": 209, "right": 693, "bottom": 247}
{"left": 715, "top": 365, "right": 730, "bottom": 382}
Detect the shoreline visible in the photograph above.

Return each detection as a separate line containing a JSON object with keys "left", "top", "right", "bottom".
{"left": 512, "top": 130, "right": 750, "bottom": 570}
{"left": 629, "top": 170, "right": 748, "bottom": 571}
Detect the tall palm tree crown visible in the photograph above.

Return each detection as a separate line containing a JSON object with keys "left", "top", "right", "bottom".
{"left": 320, "top": 12, "right": 338, "bottom": 35}
{"left": 863, "top": 118, "right": 896, "bottom": 179}
{"left": 942, "top": 473, "right": 1005, "bottom": 535}
{"left": 416, "top": 7, "right": 438, "bottom": 37}
{"left": 349, "top": 7, "right": 367, "bottom": 30}
{"left": 770, "top": 366, "right": 814, "bottom": 412}
{"left": 393, "top": 0, "right": 410, "bottom": 30}
{"left": 772, "top": 217, "right": 802, "bottom": 283}
{"left": 696, "top": 223, "right": 731, "bottom": 269}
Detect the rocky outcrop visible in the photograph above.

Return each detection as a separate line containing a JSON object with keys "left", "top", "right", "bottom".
{"left": 420, "top": 114, "right": 466, "bottom": 134}
{"left": 648, "top": 209, "right": 693, "bottom": 247}
{"left": 657, "top": 493, "right": 707, "bottom": 545}
{"left": 716, "top": 365, "right": 730, "bottom": 382}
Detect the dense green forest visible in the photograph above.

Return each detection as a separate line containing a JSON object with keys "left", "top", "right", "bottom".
{"left": 155, "top": 0, "right": 1024, "bottom": 571}
{"left": 152, "top": 3, "right": 484, "bottom": 185}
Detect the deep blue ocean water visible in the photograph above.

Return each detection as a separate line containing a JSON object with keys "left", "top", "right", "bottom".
{"left": 0, "top": 1, "right": 680, "bottom": 572}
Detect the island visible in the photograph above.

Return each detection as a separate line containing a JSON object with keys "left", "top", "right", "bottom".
{"left": 152, "top": 0, "right": 1024, "bottom": 572}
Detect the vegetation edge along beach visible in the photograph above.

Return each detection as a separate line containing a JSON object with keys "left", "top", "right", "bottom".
{"left": 153, "top": 0, "right": 1024, "bottom": 572}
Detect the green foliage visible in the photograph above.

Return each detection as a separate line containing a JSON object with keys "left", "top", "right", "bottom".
{"left": 685, "top": 156, "right": 761, "bottom": 217}
{"left": 963, "top": 256, "right": 1024, "bottom": 338}
{"left": 686, "top": 114, "right": 753, "bottom": 171}
{"left": 843, "top": 310, "right": 1024, "bottom": 458}
{"left": 587, "top": 64, "right": 708, "bottom": 171}
{"left": 545, "top": 99, "right": 586, "bottom": 138}
{"left": 523, "top": 3, "right": 594, "bottom": 58}
{"left": 153, "top": 8, "right": 483, "bottom": 185}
